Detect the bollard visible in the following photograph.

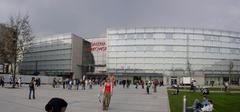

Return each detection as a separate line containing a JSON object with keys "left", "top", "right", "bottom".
{"left": 183, "top": 95, "right": 186, "bottom": 112}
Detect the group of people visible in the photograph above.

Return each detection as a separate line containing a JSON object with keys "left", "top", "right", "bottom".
{"left": 51, "top": 77, "right": 109, "bottom": 90}
{"left": 121, "top": 79, "right": 163, "bottom": 94}
{"left": 51, "top": 76, "right": 115, "bottom": 112}
{"left": 43, "top": 76, "right": 114, "bottom": 112}
{"left": 0, "top": 76, "right": 22, "bottom": 87}
{"left": 55, "top": 78, "right": 95, "bottom": 90}
{"left": 192, "top": 96, "right": 214, "bottom": 112}
{"left": 120, "top": 79, "right": 163, "bottom": 95}
{"left": 120, "top": 79, "right": 164, "bottom": 89}
{"left": 119, "top": 79, "right": 131, "bottom": 88}
{"left": 1, "top": 74, "right": 218, "bottom": 112}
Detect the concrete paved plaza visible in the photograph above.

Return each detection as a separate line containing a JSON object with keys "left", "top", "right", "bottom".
{"left": 0, "top": 85, "right": 169, "bottom": 112}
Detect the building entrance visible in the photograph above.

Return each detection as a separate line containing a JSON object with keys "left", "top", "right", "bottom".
{"left": 133, "top": 76, "right": 141, "bottom": 81}
{"left": 223, "top": 77, "right": 229, "bottom": 82}
{"left": 171, "top": 78, "right": 177, "bottom": 85}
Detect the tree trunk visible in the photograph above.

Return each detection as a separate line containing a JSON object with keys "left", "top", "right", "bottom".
{"left": 12, "top": 55, "right": 17, "bottom": 88}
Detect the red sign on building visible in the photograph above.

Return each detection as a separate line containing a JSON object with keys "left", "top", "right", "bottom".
{"left": 85, "top": 39, "right": 107, "bottom": 52}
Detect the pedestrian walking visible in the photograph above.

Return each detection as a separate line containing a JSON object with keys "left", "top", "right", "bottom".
{"left": 0, "top": 77, "right": 4, "bottom": 87}
{"left": 53, "top": 78, "right": 57, "bottom": 88}
{"left": 82, "top": 79, "right": 86, "bottom": 90}
{"left": 146, "top": 80, "right": 151, "bottom": 94}
{"left": 102, "top": 78, "right": 112, "bottom": 111}
{"left": 89, "top": 79, "right": 93, "bottom": 89}
{"left": 29, "top": 77, "right": 35, "bottom": 99}
{"left": 76, "top": 79, "right": 80, "bottom": 90}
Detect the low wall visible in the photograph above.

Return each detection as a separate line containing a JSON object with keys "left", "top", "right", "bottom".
{"left": 0, "top": 74, "right": 62, "bottom": 84}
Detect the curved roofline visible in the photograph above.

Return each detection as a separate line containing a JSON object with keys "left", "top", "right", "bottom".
{"left": 107, "top": 26, "right": 240, "bottom": 34}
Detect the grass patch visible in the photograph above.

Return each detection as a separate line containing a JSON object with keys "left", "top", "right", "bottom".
{"left": 168, "top": 90, "right": 240, "bottom": 112}
{"left": 167, "top": 87, "right": 240, "bottom": 91}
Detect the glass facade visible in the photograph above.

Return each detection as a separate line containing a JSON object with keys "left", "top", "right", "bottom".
{"left": 21, "top": 33, "right": 77, "bottom": 77}
{"left": 107, "top": 27, "right": 240, "bottom": 85}
{"left": 86, "top": 38, "right": 106, "bottom": 73}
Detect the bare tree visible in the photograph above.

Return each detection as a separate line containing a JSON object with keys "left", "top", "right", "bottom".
{"left": 0, "top": 14, "right": 34, "bottom": 88}
{"left": 0, "top": 24, "right": 15, "bottom": 73}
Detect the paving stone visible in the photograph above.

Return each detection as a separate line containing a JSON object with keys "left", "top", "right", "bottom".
{"left": 0, "top": 85, "right": 169, "bottom": 112}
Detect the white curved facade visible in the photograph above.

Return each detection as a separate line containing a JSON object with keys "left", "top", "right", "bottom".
{"left": 107, "top": 27, "right": 240, "bottom": 85}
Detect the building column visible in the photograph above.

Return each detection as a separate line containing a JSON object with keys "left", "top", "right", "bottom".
{"left": 163, "top": 76, "right": 168, "bottom": 85}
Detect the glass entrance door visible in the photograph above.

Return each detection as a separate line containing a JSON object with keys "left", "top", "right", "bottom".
{"left": 171, "top": 78, "right": 177, "bottom": 85}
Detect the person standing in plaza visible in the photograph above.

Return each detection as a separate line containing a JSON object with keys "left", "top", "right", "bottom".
{"left": 0, "top": 77, "right": 4, "bottom": 87}
{"left": 38, "top": 78, "right": 41, "bottom": 87}
{"left": 76, "top": 79, "right": 80, "bottom": 90}
{"left": 102, "top": 78, "right": 112, "bottom": 111}
{"left": 29, "top": 77, "right": 35, "bottom": 99}
{"left": 81, "top": 79, "right": 86, "bottom": 90}
{"left": 89, "top": 79, "right": 92, "bottom": 89}
{"left": 127, "top": 80, "right": 131, "bottom": 88}
{"left": 153, "top": 79, "right": 158, "bottom": 93}
{"left": 17, "top": 77, "right": 22, "bottom": 87}
{"left": 140, "top": 80, "right": 144, "bottom": 89}
{"left": 224, "top": 81, "right": 229, "bottom": 92}
{"left": 62, "top": 79, "right": 65, "bottom": 89}
{"left": 65, "top": 78, "right": 69, "bottom": 89}
{"left": 73, "top": 79, "right": 76, "bottom": 89}
{"left": 134, "top": 79, "right": 139, "bottom": 89}
{"left": 53, "top": 78, "right": 57, "bottom": 88}
{"left": 193, "top": 80, "right": 197, "bottom": 92}
{"left": 122, "top": 80, "right": 126, "bottom": 88}
{"left": 68, "top": 79, "right": 72, "bottom": 90}
{"left": 146, "top": 80, "right": 151, "bottom": 94}
{"left": 111, "top": 74, "right": 116, "bottom": 87}
{"left": 85, "top": 79, "right": 88, "bottom": 88}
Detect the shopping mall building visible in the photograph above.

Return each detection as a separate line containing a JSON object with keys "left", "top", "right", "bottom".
{"left": 107, "top": 27, "right": 240, "bottom": 85}
{"left": 20, "top": 33, "right": 106, "bottom": 80}
{"left": 19, "top": 27, "right": 240, "bottom": 86}
{"left": 20, "top": 33, "right": 84, "bottom": 79}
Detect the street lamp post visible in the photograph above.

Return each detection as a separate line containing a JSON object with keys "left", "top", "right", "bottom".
{"left": 229, "top": 61, "right": 233, "bottom": 85}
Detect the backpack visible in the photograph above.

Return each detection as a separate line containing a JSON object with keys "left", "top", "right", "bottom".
{"left": 29, "top": 81, "right": 34, "bottom": 88}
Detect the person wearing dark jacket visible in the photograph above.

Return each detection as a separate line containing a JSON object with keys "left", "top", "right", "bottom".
{"left": 29, "top": 77, "right": 35, "bottom": 99}
{"left": 45, "top": 97, "right": 68, "bottom": 112}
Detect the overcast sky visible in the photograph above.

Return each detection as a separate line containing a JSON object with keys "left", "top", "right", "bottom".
{"left": 0, "top": 0, "right": 240, "bottom": 38}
